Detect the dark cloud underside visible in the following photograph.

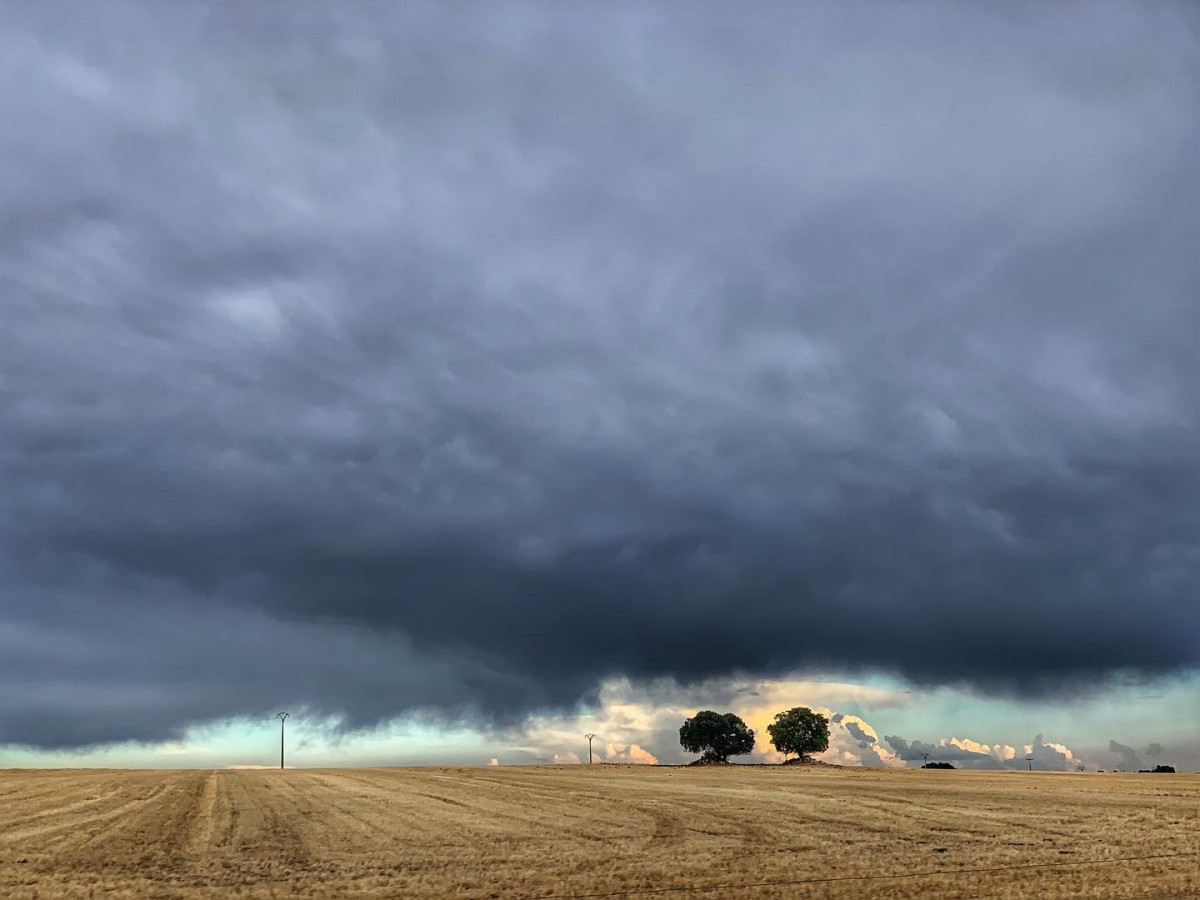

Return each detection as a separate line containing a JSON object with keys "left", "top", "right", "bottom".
{"left": 2, "top": 2, "right": 1199, "bottom": 747}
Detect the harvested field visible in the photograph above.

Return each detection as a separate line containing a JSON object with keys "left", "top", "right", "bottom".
{"left": 1, "top": 765, "right": 1197, "bottom": 898}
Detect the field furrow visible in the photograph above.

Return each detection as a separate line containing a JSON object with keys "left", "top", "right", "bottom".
{"left": 0, "top": 766, "right": 1196, "bottom": 899}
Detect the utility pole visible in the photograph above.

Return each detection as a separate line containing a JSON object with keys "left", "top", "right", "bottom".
{"left": 1026, "top": 756, "right": 1033, "bottom": 772}
{"left": 277, "top": 711, "right": 290, "bottom": 769}
{"left": 584, "top": 733, "right": 596, "bottom": 765}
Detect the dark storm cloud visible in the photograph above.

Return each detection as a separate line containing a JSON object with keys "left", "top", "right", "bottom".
{"left": 2, "top": 2, "right": 1200, "bottom": 747}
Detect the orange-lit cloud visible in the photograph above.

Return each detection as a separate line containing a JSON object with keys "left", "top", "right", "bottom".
{"left": 602, "top": 743, "right": 658, "bottom": 765}
{"left": 511, "top": 675, "right": 913, "bottom": 767}
{"left": 948, "top": 737, "right": 1016, "bottom": 762}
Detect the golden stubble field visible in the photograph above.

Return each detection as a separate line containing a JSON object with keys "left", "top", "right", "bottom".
{"left": 1, "top": 765, "right": 1196, "bottom": 899}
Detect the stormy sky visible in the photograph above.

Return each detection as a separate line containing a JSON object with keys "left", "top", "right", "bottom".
{"left": 2, "top": 2, "right": 1199, "bottom": 755}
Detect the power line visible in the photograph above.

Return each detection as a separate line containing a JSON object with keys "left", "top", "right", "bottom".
{"left": 515, "top": 850, "right": 1200, "bottom": 899}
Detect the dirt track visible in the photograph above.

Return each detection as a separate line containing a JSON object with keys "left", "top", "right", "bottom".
{"left": 1, "top": 765, "right": 1197, "bottom": 898}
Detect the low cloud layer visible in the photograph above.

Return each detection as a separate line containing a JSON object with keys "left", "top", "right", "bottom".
{"left": 2, "top": 2, "right": 1200, "bottom": 748}
{"left": 885, "top": 734, "right": 1017, "bottom": 768}
{"left": 505, "top": 678, "right": 1144, "bottom": 771}
{"left": 494, "top": 677, "right": 912, "bottom": 766}
{"left": 884, "top": 732, "right": 1088, "bottom": 770}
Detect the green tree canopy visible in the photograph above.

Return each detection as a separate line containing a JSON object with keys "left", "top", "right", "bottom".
{"left": 679, "top": 710, "right": 756, "bottom": 763}
{"left": 766, "top": 707, "right": 830, "bottom": 761}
